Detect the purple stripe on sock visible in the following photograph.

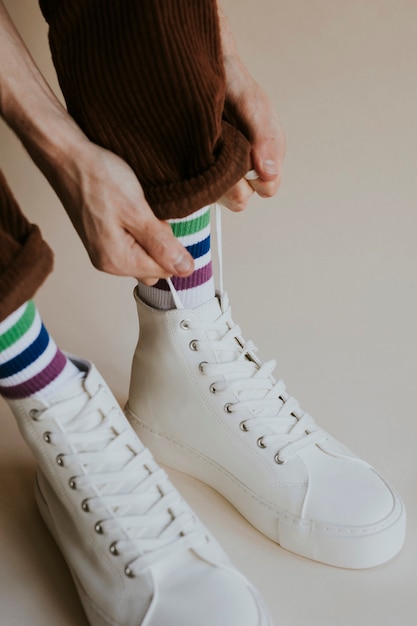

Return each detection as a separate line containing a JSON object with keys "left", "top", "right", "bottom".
{"left": 154, "top": 262, "right": 213, "bottom": 292}
{"left": 0, "top": 349, "right": 67, "bottom": 399}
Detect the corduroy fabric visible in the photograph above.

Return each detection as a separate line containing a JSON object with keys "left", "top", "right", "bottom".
{"left": 0, "top": 170, "right": 54, "bottom": 322}
{"left": 40, "top": 0, "right": 251, "bottom": 219}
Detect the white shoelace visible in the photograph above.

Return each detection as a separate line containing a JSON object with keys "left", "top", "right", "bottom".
{"left": 31, "top": 383, "right": 206, "bottom": 576}
{"left": 168, "top": 204, "right": 328, "bottom": 464}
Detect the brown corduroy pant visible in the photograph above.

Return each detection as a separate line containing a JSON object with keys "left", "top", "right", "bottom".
{"left": 0, "top": 170, "right": 53, "bottom": 322}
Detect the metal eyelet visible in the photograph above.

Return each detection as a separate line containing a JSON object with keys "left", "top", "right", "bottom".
{"left": 198, "top": 361, "right": 208, "bottom": 373}
{"left": 209, "top": 383, "right": 217, "bottom": 394}
{"left": 29, "top": 408, "right": 40, "bottom": 420}
{"left": 124, "top": 566, "right": 135, "bottom": 578}
{"left": 189, "top": 340, "right": 198, "bottom": 351}
{"left": 43, "top": 431, "right": 52, "bottom": 443}
{"left": 81, "top": 499, "right": 90, "bottom": 512}
{"left": 69, "top": 477, "right": 77, "bottom": 490}
{"left": 257, "top": 437, "right": 267, "bottom": 449}
{"left": 95, "top": 522, "right": 103, "bottom": 534}
{"left": 180, "top": 319, "right": 191, "bottom": 330}
{"left": 274, "top": 453, "right": 287, "bottom": 465}
{"left": 56, "top": 454, "right": 65, "bottom": 466}
{"left": 239, "top": 421, "right": 248, "bottom": 432}
{"left": 109, "top": 542, "right": 119, "bottom": 556}
{"left": 224, "top": 403, "right": 233, "bottom": 414}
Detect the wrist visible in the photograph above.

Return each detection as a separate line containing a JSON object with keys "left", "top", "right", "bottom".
{"left": 5, "top": 91, "right": 92, "bottom": 195}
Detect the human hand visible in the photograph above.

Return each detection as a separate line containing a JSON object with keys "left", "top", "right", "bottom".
{"left": 0, "top": 3, "right": 193, "bottom": 284}
{"left": 47, "top": 142, "right": 195, "bottom": 284}
{"left": 218, "top": 7, "right": 286, "bottom": 212}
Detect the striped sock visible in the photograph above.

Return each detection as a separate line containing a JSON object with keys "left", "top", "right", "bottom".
{"left": 0, "top": 301, "right": 82, "bottom": 401}
{"left": 137, "top": 205, "right": 215, "bottom": 310}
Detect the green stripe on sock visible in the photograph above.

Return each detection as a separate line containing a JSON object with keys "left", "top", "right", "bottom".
{"left": 0, "top": 301, "right": 36, "bottom": 352}
{"left": 170, "top": 208, "right": 210, "bottom": 238}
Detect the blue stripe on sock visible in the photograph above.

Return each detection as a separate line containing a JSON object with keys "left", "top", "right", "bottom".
{"left": 186, "top": 235, "right": 211, "bottom": 260}
{"left": 0, "top": 323, "right": 50, "bottom": 378}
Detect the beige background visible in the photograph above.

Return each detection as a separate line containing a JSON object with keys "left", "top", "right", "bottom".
{"left": 1, "top": 1, "right": 416, "bottom": 624}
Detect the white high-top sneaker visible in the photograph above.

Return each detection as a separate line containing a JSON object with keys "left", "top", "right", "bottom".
{"left": 7, "top": 356, "right": 272, "bottom": 626}
{"left": 125, "top": 209, "right": 406, "bottom": 571}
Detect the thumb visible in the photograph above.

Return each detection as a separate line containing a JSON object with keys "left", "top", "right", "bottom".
{"left": 246, "top": 137, "right": 283, "bottom": 198}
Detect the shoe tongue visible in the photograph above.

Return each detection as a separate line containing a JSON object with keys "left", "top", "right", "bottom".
{"left": 47, "top": 371, "right": 86, "bottom": 405}
{"left": 195, "top": 294, "right": 252, "bottom": 366}
{"left": 194, "top": 294, "right": 223, "bottom": 322}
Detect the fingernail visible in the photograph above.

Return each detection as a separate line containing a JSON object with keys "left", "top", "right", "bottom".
{"left": 174, "top": 253, "right": 193, "bottom": 274}
{"left": 263, "top": 159, "right": 278, "bottom": 174}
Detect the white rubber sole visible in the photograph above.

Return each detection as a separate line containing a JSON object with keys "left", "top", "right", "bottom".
{"left": 126, "top": 407, "right": 406, "bottom": 570}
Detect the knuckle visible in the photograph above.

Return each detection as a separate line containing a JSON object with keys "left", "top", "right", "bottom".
{"left": 143, "top": 222, "right": 173, "bottom": 259}
{"left": 227, "top": 186, "right": 253, "bottom": 212}
{"left": 231, "top": 200, "right": 247, "bottom": 212}
{"left": 91, "top": 251, "right": 116, "bottom": 275}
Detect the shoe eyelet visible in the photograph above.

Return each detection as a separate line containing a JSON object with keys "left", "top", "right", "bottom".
{"left": 29, "top": 408, "right": 40, "bottom": 420}
{"left": 124, "top": 565, "right": 135, "bottom": 578}
{"left": 209, "top": 383, "right": 217, "bottom": 394}
{"left": 69, "top": 477, "right": 77, "bottom": 490}
{"left": 81, "top": 499, "right": 90, "bottom": 512}
{"left": 239, "top": 421, "right": 248, "bottom": 432}
{"left": 257, "top": 437, "right": 267, "bottom": 449}
{"left": 95, "top": 522, "right": 103, "bottom": 534}
{"left": 43, "top": 431, "right": 52, "bottom": 443}
{"left": 224, "top": 403, "right": 233, "bottom": 414}
{"left": 109, "top": 542, "right": 119, "bottom": 556}
{"left": 198, "top": 361, "right": 208, "bottom": 373}
{"left": 180, "top": 319, "right": 191, "bottom": 330}
{"left": 189, "top": 340, "right": 198, "bottom": 351}
{"left": 56, "top": 454, "right": 65, "bottom": 466}
{"left": 274, "top": 453, "right": 287, "bottom": 465}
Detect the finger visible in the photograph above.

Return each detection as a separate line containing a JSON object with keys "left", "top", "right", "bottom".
{"left": 245, "top": 167, "right": 281, "bottom": 199}
{"left": 218, "top": 178, "right": 254, "bottom": 212}
{"left": 246, "top": 166, "right": 282, "bottom": 198}
{"left": 129, "top": 215, "right": 195, "bottom": 277}
{"left": 249, "top": 125, "right": 286, "bottom": 198}
{"left": 91, "top": 231, "right": 176, "bottom": 282}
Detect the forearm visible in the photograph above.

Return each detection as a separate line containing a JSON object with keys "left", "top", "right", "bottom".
{"left": 217, "top": 4, "right": 254, "bottom": 98}
{"left": 0, "top": 2, "right": 88, "bottom": 179}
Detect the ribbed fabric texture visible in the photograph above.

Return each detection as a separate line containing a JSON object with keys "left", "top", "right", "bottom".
{"left": 137, "top": 206, "right": 214, "bottom": 310}
{"left": 0, "top": 300, "right": 80, "bottom": 400}
{"left": 40, "top": 0, "right": 251, "bottom": 219}
{"left": 0, "top": 169, "right": 54, "bottom": 322}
